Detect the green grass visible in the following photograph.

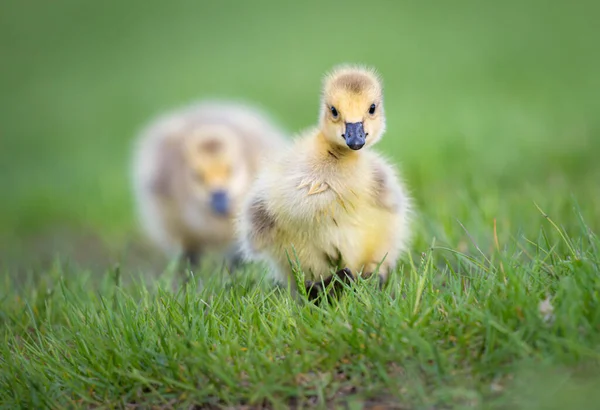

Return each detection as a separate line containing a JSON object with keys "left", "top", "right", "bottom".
{"left": 2, "top": 0, "right": 600, "bottom": 408}
{"left": 2, "top": 222, "right": 600, "bottom": 408}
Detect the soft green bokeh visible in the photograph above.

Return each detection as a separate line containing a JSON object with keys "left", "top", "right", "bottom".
{"left": 2, "top": 0, "right": 599, "bottom": 244}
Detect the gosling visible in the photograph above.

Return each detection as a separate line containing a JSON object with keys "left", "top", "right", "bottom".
{"left": 237, "top": 65, "right": 412, "bottom": 299}
{"left": 132, "top": 100, "right": 288, "bottom": 271}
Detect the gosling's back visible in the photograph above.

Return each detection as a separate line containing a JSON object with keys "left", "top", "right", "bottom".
{"left": 132, "top": 100, "right": 288, "bottom": 261}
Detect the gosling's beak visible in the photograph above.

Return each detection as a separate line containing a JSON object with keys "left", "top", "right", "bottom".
{"left": 344, "top": 122, "right": 366, "bottom": 150}
{"left": 210, "top": 189, "right": 230, "bottom": 216}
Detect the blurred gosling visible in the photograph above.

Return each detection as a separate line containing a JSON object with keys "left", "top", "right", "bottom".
{"left": 237, "top": 65, "right": 413, "bottom": 299}
{"left": 132, "top": 100, "right": 288, "bottom": 271}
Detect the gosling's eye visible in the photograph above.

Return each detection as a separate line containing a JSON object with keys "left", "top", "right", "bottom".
{"left": 330, "top": 106, "right": 339, "bottom": 118}
{"left": 369, "top": 104, "right": 376, "bottom": 115}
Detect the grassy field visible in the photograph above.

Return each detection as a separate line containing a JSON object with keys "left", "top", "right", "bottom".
{"left": 2, "top": 0, "right": 600, "bottom": 408}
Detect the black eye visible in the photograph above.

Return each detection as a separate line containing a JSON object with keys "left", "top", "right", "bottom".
{"left": 330, "top": 106, "right": 338, "bottom": 118}
{"left": 369, "top": 104, "right": 376, "bottom": 115}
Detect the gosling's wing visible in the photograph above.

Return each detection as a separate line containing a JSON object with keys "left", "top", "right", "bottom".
{"left": 368, "top": 153, "right": 411, "bottom": 215}
{"left": 236, "top": 173, "right": 279, "bottom": 259}
{"left": 130, "top": 111, "right": 190, "bottom": 255}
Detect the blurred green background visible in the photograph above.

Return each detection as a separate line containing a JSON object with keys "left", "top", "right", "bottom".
{"left": 1, "top": 0, "right": 599, "bottom": 270}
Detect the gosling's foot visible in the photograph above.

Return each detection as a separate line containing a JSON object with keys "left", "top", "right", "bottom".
{"left": 304, "top": 280, "right": 324, "bottom": 301}
{"left": 333, "top": 267, "right": 355, "bottom": 284}
{"left": 305, "top": 268, "right": 355, "bottom": 302}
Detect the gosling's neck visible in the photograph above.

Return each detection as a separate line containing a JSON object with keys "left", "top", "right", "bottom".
{"left": 314, "top": 131, "right": 361, "bottom": 163}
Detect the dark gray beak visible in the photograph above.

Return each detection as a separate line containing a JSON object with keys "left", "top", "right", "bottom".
{"left": 210, "top": 190, "right": 230, "bottom": 216}
{"left": 344, "top": 122, "right": 366, "bottom": 150}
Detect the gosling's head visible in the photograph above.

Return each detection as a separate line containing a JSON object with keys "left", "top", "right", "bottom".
{"left": 182, "top": 124, "right": 250, "bottom": 217}
{"left": 319, "top": 64, "right": 385, "bottom": 152}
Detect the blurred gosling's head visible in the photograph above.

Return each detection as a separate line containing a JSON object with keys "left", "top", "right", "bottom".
{"left": 182, "top": 124, "right": 250, "bottom": 217}
{"left": 319, "top": 65, "right": 385, "bottom": 152}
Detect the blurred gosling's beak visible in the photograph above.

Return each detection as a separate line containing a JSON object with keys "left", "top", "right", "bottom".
{"left": 210, "top": 189, "right": 230, "bottom": 216}
{"left": 344, "top": 122, "right": 366, "bottom": 150}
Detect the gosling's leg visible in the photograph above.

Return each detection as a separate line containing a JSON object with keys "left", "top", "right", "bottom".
{"left": 182, "top": 250, "right": 200, "bottom": 267}
{"left": 178, "top": 249, "right": 202, "bottom": 285}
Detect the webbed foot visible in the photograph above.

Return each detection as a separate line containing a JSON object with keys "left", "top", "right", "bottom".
{"left": 305, "top": 268, "right": 355, "bottom": 303}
